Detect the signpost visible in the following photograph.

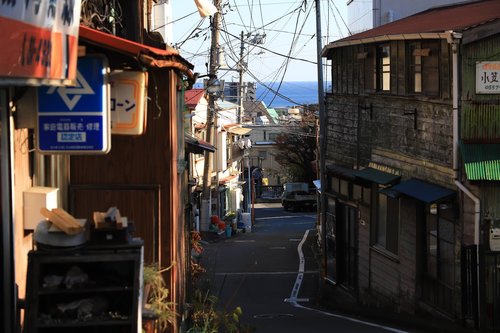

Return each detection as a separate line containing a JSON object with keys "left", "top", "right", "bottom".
{"left": 37, "top": 55, "right": 110, "bottom": 154}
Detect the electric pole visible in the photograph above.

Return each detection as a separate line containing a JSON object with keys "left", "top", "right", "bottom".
{"left": 237, "top": 31, "right": 245, "bottom": 123}
{"left": 201, "top": 0, "right": 221, "bottom": 231}
{"left": 315, "top": 0, "right": 328, "bottom": 276}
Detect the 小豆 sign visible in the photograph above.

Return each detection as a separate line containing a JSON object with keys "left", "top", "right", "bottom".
{"left": 476, "top": 61, "right": 500, "bottom": 94}
{"left": 37, "top": 55, "right": 110, "bottom": 154}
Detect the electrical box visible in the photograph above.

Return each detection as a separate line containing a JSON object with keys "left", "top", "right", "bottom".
{"left": 23, "top": 187, "right": 59, "bottom": 230}
{"left": 490, "top": 228, "right": 500, "bottom": 251}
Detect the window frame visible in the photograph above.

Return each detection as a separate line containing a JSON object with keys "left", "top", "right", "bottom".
{"left": 371, "top": 186, "right": 399, "bottom": 256}
{"left": 425, "top": 202, "right": 455, "bottom": 287}
{"left": 408, "top": 40, "right": 440, "bottom": 96}
{"left": 376, "top": 44, "right": 391, "bottom": 92}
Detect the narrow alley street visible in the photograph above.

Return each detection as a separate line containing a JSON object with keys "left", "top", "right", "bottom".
{"left": 200, "top": 203, "right": 414, "bottom": 333}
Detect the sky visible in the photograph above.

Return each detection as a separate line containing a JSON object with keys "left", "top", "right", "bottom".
{"left": 169, "top": 0, "right": 349, "bottom": 84}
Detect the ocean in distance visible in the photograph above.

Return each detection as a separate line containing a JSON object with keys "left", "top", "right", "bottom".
{"left": 194, "top": 80, "right": 326, "bottom": 109}
{"left": 256, "top": 81, "right": 324, "bottom": 109}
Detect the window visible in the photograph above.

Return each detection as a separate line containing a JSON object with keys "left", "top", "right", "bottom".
{"left": 268, "top": 133, "right": 279, "bottom": 141}
{"left": 373, "top": 191, "right": 399, "bottom": 254}
{"left": 426, "top": 203, "right": 455, "bottom": 286}
{"left": 329, "top": 176, "right": 351, "bottom": 198}
{"left": 376, "top": 44, "right": 391, "bottom": 91}
{"left": 408, "top": 41, "right": 439, "bottom": 95}
{"left": 363, "top": 46, "right": 375, "bottom": 92}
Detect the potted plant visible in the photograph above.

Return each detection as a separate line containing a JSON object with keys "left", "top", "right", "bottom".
{"left": 143, "top": 263, "right": 177, "bottom": 332}
{"left": 222, "top": 211, "right": 237, "bottom": 234}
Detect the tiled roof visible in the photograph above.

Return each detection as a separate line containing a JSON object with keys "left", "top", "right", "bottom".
{"left": 185, "top": 89, "right": 205, "bottom": 108}
{"left": 324, "top": 0, "right": 500, "bottom": 51}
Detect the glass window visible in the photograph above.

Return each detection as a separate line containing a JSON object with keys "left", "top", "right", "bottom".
{"left": 268, "top": 133, "right": 279, "bottom": 141}
{"left": 377, "top": 44, "right": 391, "bottom": 91}
{"left": 331, "top": 176, "right": 340, "bottom": 193}
{"left": 340, "top": 179, "right": 349, "bottom": 197}
{"left": 426, "top": 203, "right": 455, "bottom": 286}
{"left": 373, "top": 191, "right": 399, "bottom": 254}
{"left": 353, "top": 184, "right": 362, "bottom": 201}
{"left": 409, "top": 41, "right": 440, "bottom": 95}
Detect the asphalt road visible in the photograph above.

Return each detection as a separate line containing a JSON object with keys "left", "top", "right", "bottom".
{"left": 200, "top": 203, "right": 414, "bottom": 333}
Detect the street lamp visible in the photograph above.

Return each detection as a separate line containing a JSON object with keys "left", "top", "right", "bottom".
{"left": 203, "top": 76, "right": 225, "bottom": 96}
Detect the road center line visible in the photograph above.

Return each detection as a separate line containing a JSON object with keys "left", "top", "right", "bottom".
{"left": 287, "top": 229, "right": 409, "bottom": 333}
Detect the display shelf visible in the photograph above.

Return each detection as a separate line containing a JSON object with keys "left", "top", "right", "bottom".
{"left": 24, "top": 241, "right": 143, "bottom": 333}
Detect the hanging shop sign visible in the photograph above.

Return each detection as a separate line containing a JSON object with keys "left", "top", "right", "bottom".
{"left": 37, "top": 55, "right": 110, "bottom": 154}
{"left": 0, "top": 0, "right": 82, "bottom": 85}
{"left": 110, "top": 70, "right": 148, "bottom": 135}
{"left": 476, "top": 61, "right": 500, "bottom": 94}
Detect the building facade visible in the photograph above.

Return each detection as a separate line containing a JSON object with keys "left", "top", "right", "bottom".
{"left": 322, "top": 1, "right": 500, "bottom": 330}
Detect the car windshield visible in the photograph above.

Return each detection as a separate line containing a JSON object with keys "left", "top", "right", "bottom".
{"left": 294, "top": 191, "right": 309, "bottom": 195}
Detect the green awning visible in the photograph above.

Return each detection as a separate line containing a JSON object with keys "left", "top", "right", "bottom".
{"left": 460, "top": 141, "right": 500, "bottom": 181}
{"left": 354, "top": 167, "right": 400, "bottom": 185}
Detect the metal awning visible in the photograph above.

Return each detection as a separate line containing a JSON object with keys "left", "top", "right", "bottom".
{"left": 185, "top": 135, "right": 215, "bottom": 154}
{"left": 226, "top": 127, "right": 252, "bottom": 135}
{"left": 354, "top": 168, "right": 400, "bottom": 185}
{"left": 326, "top": 164, "right": 356, "bottom": 180}
{"left": 389, "top": 179, "right": 455, "bottom": 203}
{"left": 460, "top": 141, "right": 500, "bottom": 181}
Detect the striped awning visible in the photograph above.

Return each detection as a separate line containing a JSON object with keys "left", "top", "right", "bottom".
{"left": 460, "top": 141, "right": 500, "bottom": 181}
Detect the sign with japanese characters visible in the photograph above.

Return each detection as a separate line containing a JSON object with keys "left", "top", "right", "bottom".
{"left": 110, "top": 70, "right": 148, "bottom": 135}
{"left": 0, "top": 0, "right": 81, "bottom": 85}
{"left": 37, "top": 55, "right": 110, "bottom": 154}
{"left": 476, "top": 61, "right": 500, "bottom": 94}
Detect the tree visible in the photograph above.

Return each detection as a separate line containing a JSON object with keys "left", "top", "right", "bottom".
{"left": 273, "top": 109, "right": 318, "bottom": 184}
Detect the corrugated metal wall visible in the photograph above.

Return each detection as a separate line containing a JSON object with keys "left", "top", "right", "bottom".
{"left": 462, "top": 103, "right": 500, "bottom": 142}
{"left": 461, "top": 35, "right": 500, "bottom": 143}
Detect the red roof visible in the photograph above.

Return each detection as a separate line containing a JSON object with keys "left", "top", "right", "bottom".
{"left": 332, "top": 0, "right": 500, "bottom": 46}
{"left": 79, "top": 25, "right": 195, "bottom": 82}
{"left": 185, "top": 89, "right": 206, "bottom": 108}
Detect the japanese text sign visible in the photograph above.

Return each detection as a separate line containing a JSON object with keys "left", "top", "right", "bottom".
{"left": 110, "top": 70, "right": 148, "bottom": 135}
{"left": 0, "top": 0, "right": 81, "bottom": 85}
{"left": 476, "top": 61, "right": 500, "bottom": 94}
{"left": 37, "top": 55, "right": 110, "bottom": 154}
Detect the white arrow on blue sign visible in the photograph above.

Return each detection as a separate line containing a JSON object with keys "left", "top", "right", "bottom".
{"left": 37, "top": 55, "right": 111, "bottom": 154}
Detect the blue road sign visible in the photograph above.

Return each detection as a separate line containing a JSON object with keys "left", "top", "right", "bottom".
{"left": 37, "top": 55, "right": 110, "bottom": 153}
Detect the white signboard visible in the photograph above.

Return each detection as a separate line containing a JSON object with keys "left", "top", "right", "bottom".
{"left": 0, "top": 0, "right": 81, "bottom": 84}
{"left": 110, "top": 71, "right": 148, "bottom": 135}
{"left": 476, "top": 61, "right": 500, "bottom": 94}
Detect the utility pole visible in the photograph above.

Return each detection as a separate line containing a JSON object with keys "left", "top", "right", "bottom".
{"left": 315, "top": 0, "right": 328, "bottom": 277}
{"left": 201, "top": 0, "right": 221, "bottom": 231}
{"left": 237, "top": 31, "right": 245, "bottom": 123}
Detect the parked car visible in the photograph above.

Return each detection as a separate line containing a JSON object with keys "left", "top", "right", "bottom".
{"left": 281, "top": 183, "right": 317, "bottom": 211}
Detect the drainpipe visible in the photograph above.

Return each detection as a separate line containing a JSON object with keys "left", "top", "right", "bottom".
{"left": 448, "top": 30, "right": 481, "bottom": 327}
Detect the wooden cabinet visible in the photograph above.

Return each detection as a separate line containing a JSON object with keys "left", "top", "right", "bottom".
{"left": 24, "top": 242, "right": 143, "bottom": 333}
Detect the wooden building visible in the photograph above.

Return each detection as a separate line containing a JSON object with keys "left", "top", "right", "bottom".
{"left": 321, "top": 1, "right": 500, "bottom": 330}
{"left": 2, "top": 1, "right": 196, "bottom": 332}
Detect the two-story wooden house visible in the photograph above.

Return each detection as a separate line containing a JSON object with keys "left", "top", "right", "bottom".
{"left": 321, "top": 0, "right": 500, "bottom": 329}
